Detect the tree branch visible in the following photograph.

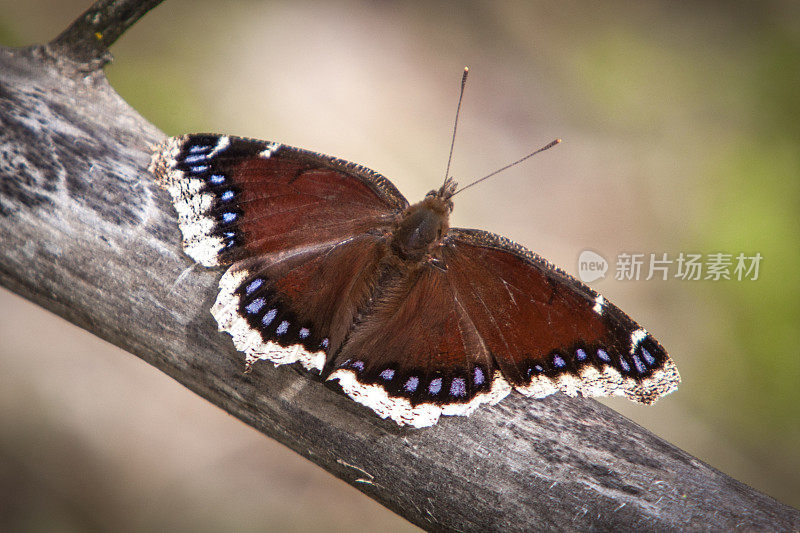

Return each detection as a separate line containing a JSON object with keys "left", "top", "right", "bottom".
{"left": 1, "top": 7, "right": 798, "bottom": 532}
{"left": 49, "top": 0, "right": 164, "bottom": 67}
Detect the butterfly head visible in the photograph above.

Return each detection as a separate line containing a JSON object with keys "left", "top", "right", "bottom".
{"left": 426, "top": 176, "right": 457, "bottom": 210}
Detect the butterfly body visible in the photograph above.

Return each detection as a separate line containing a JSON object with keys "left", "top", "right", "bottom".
{"left": 390, "top": 191, "right": 451, "bottom": 263}
{"left": 151, "top": 133, "right": 680, "bottom": 428}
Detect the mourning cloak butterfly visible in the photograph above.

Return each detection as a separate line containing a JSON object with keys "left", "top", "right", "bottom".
{"left": 151, "top": 131, "right": 680, "bottom": 428}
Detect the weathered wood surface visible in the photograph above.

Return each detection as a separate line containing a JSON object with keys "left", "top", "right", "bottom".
{"left": 1, "top": 4, "right": 798, "bottom": 532}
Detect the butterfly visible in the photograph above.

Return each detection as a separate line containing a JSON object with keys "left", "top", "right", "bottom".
{"left": 150, "top": 132, "right": 680, "bottom": 428}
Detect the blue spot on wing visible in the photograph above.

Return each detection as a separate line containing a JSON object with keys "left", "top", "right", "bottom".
{"left": 245, "top": 298, "right": 265, "bottom": 314}
{"left": 642, "top": 347, "right": 656, "bottom": 365}
{"left": 245, "top": 279, "right": 263, "bottom": 295}
{"left": 276, "top": 320, "right": 289, "bottom": 335}
{"left": 632, "top": 354, "right": 647, "bottom": 374}
{"left": 450, "top": 378, "right": 467, "bottom": 397}
{"left": 473, "top": 366, "right": 485, "bottom": 386}
{"left": 188, "top": 144, "right": 211, "bottom": 153}
{"left": 182, "top": 154, "right": 207, "bottom": 164}
{"left": 262, "top": 308, "right": 277, "bottom": 326}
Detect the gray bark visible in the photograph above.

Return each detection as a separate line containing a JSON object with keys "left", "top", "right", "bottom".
{"left": 0, "top": 3, "right": 798, "bottom": 531}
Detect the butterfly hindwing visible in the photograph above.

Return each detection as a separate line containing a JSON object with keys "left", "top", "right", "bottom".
{"left": 327, "top": 260, "right": 511, "bottom": 427}
{"left": 211, "top": 234, "right": 388, "bottom": 373}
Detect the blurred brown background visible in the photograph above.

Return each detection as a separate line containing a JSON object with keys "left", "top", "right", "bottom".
{"left": 1, "top": 1, "right": 798, "bottom": 531}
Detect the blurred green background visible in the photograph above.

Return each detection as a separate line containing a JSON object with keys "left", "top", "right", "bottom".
{"left": 1, "top": 1, "right": 798, "bottom": 530}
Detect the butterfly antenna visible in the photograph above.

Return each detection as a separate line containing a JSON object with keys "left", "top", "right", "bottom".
{"left": 443, "top": 67, "right": 469, "bottom": 190}
{"left": 451, "top": 138, "right": 561, "bottom": 197}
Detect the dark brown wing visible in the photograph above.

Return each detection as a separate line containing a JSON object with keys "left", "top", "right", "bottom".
{"left": 327, "top": 260, "right": 511, "bottom": 428}
{"left": 151, "top": 134, "right": 407, "bottom": 267}
{"left": 211, "top": 234, "right": 388, "bottom": 374}
{"left": 151, "top": 133, "right": 408, "bottom": 375}
{"left": 441, "top": 228, "right": 680, "bottom": 404}
{"left": 323, "top": 227, "right": 678, "bottom": 427}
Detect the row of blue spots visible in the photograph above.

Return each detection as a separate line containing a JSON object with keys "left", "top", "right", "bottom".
{"left": 528, "top": 342, "right": 663, "bottom": 380}
{"left": 183, "top": 144, "right": 236, "bottom": 234}
{"left": 181, "top": 145, "right": 229, "bottom": 188}
{"left": 583, "top": 346, "right": 658, "bottom": 376}
{"left": 617, "top": 344, "right": 661, "bottom": 376}
{"left": 336, "top": 357, "right": 489, "bottom": 399}
{"left": 547, "top": 347, "right": 641, "bottom": 374}
{"left": 241, "top": 290, "right": 326, "bottom": 350}
{"left": 183, "top": 142, "right": 226, "bottom": 187}
{"left": 243, "top": 296, "right": 277, "bottom": 329}
{"left": 212, "top": 170, "right": 236, "bottom": 224}
{"left": 183, "top": 143, "right": 212, "bottom": 167}
{"left": 372, "top": 364, "right": 488, "bottom": 398}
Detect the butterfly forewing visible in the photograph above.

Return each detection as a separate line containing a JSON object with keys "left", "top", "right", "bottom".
{"left": 152, "top": 134, "right": 407, "bottom": 266}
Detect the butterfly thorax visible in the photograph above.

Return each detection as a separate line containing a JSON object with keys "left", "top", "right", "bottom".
{"left": 391, "top": 195, "right": 451, "bottom": 262}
